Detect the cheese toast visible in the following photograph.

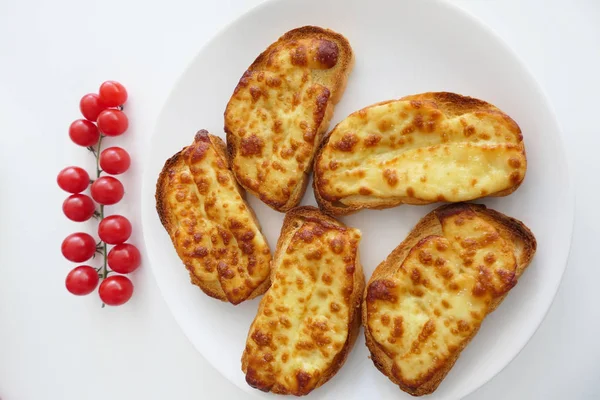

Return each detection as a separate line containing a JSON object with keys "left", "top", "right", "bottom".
{"left": 156, "top": 130, "right": 271, "bottom": 305}
{"left": 242, "top": 206, "right": 364, "bottom": 395}
{"left": 225, "top": 26, "right": 354, "bottom": 212}
{"left": 314, "top": 92, "right": 527, "bottom": 215}
{"left": 363, "top": 203, "right": 536, "bottom": 396}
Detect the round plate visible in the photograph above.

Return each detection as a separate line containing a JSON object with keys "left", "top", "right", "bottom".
{"left": 140, "top": 0, "right": 574, "bottom": 398}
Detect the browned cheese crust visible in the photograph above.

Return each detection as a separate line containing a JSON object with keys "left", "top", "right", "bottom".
{"left": 314, "top": 92, "right": 527, "bottom": 215}
{"left": 362, "top": 203, "right": 536, "bottom": 396}
{"left": 242, "top": 206, "right": 364, "bottom": 395}
{"left": 225, "top": 26, "right": 354, "bottom": 212}
{"left": 156, "top": 130, "right": 272, "bottom": 305}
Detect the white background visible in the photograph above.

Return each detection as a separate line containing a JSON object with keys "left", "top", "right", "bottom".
{"left": 0, "top": 0, "right": 598, "bottom": 399}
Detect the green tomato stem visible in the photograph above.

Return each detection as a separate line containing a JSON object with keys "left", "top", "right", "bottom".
{"left": 94, "top": 134, "right": 108, "bottom": 308}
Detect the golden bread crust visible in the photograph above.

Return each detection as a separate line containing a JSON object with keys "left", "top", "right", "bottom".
{"left": 314, "top": 92, "right": 527, "bottom": 215}
{"left": 225, "top": 26, "right": 354, "bottom": 212}
{"left": 156, "top": 130, "right": 272, "bottom": 304}
{"left": 362, "top": 203, "right": 536, "bottom": 396}
{"left": 242, "top": 206, "right": 364, "bottom": 395}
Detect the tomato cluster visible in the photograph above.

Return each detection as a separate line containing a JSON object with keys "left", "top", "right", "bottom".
{"left": 59, "top": 81, "right": 139, "bottom": 307}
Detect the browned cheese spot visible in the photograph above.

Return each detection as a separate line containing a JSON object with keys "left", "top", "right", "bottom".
{"left": 364, "top": 134, "right": 382, "bottom": 147}
{"left": 315, "top": 40, "right": 339, "bottom": 68}
{"left": 329, "top": 302, "right": 341, "bottom": 313}
{"left": 419, "top": 250, "right": 433, "bottom": 265}
{"left": 381, "top": 314, "right": 390, "bottom": 326}
{"left": 508, "top": 157, "right": 522, "bottom": 168}
{"left": 411, "top": 268, "right": 421, "bottom": 284}
{"left": 251, "top": 330, "right": 272, "bottom": 347}
{"left": 334, "top": 133, "right": 358, "bottom": 152}
{"left": 392, "top": 316, "right": 404, "bottom": 338}
{"left": 367, "top": 280, "right": 398, "bottom": 302}
{"left": 217, "top": 261, "right": 235, "bottom": 279}
{"left": 378, "top": 119, "right": 393, "bottom": 132}
{"left": 384, "top": 169, "right": 398, "bottom": 186}
{"left": 329, "top": 236, "right": 345, "bottom": 254}
{"left": 249, "top": 86, "right": 263, "bottom": 102}
{"left": 296, "top": 371, "right": 312, "bottom": 391}
{"left": 484, "top": 252, "right": 497, "bottom": 265}
{"left": 266, "top": 76, "right": 281, "bottom": 87}
{"left": 193, "top": 246, "right": 208, "bottom": 257}
{"left": 291, "top": 45, "right": 307, "bottom": 66}
{"left": 217, "top": 172, "right": 228, "bottom": 184}
{"left": 179, "top": 172, "right": 192, "bottom": 183}
{"left": 510, "top": 171, "right": 522, "bottom": 184}
{"left": 240, "top": 134, "right": 264, "bottom": 157}
{"left": 457, "top": 320, "right": 470, "bottom": 332}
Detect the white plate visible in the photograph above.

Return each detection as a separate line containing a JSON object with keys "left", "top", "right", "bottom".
{"left": 140, "top": 0, "right": 574, "bottom": 398}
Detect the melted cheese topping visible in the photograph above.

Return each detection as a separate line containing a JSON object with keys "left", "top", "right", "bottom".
{"left": 160, "top": 131, "right": 271, "bottom": 304}
{"left": 226, "top": 37, "right": 342, "bottom": 210}
{"left": 366, "top": 206, "right": 517, "bottom": 389}
{"left": 315, "top": 97, "right": 526, "bottom": 207}
{"left": 243, "top": 216, "right": 361, "bottom": 395}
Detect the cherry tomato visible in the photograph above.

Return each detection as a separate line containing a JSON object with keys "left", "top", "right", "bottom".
{"left": 97, "top": 109, "right": 128, "bottom": 136}
{"left": 99, "top": 81, "right": 128, "bottom": 107}
{"left": 61, "top": 232, "right": 97, "bottom": 262}
{"left": 80, "top": 93, "right": 107, "bottom": 121}
{"left": 65, "top": 265, "right": 99, "bottom": 295}
{"left": 90, "top": 176, "right": 124, "bottom": 205}
{"left": 69, "top": 119, "right": 100, "bottom": 147}
{"left": 107, "top": 243, "right": 141, "bottom": 274}
{"left": 62, "top": 194, "right": 96, "bottom": 222}
{"left": 99, "top": 275, "right": 133, "bottom": 306}
{"left": 98, "top": 215, "right": 132, "bottom": 244}
{"left": 57, "top": 166, "right": 90, "bottom": 193}
{"left": 99, "top": 147, "right": 131, "bottom": 175}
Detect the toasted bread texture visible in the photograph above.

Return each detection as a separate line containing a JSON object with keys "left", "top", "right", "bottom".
{"left": 225, "top": 26, "right": 354, "bottom": 212}
{"left": 156, "top": 130, "right": 272, "bottom": 305}
{"left": 242, "top": 206, "right": 364, "bottom": 395}
{"left": 314, "top": 92, "right": 527, "bottom": 215}
{"left": 363, "top": 203, "right": 536, "bottom": 396}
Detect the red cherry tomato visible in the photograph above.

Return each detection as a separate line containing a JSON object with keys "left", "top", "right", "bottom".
{"left": 90, "top": 176, "right": 124, "bottom": 205}
{"left": 65, "top": 265, "right": 99, "bottom": 295}
{"left": 99, "top": 81, "right": 128, "bottom": 107}
{"left": 69, "top": 119, "right": 100, "bottom": 147}
{"left": 80, "top": 93, "right": 107, "bottom": 121}
{"left": 61, "top": 232, "right": 96, "bottom": 262}
{"left": 108, "top": 243, "right": 141, "bottom": 274}
{"left": 99, "top": 275, "right": 133, "bottom": 306}
{"left": 57, "top": 166, "right": 90, "bottom": 193}
{"left": 98, "top": 215, "right": 132, "bottom": 244}
{"left": 97, "top": 109, "right": 128, "bottom": 136}
{"left": 62, "top": 194, "right": 96, "bottom": 222}
{"left": 100, "top": 147, "right": 131, "bottom": 175}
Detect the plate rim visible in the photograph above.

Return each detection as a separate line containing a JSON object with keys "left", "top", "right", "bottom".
{"left": 139, "top": 0, "right": 575, "bottom": 398}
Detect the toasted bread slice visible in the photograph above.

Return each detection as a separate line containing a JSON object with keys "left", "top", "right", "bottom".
{"left": 156, "top": 130, "right": 271, "bottom": 305}
{"left": 225, "top": 26, "right": 354, "bottom": 212}
{"left": 242, "top": 206, "right": 364, "bottom": 395}
{"left": 314, "top": 92, "right": 527, "bottom": 215}
{"left": 363, "top": 203, "right": 536, "bottom": 396}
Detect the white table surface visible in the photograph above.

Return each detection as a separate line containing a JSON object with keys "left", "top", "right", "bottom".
{"left": 1, "top": 0, "right": 598, "bottom": 399}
